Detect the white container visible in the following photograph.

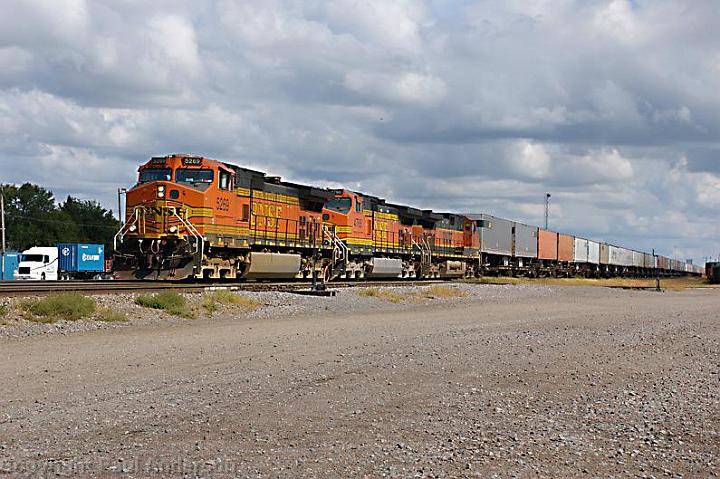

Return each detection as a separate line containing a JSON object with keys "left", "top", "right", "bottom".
{"left": 574, "top": 237, "right": 589, "bottom": 263}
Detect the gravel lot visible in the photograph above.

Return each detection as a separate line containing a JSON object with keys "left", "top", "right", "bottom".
{"left": 0, "top": 284, "right": 718, "bottom": 478}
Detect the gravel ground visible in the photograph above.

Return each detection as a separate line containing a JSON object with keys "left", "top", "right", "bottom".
{"left": 0, "top": 284, "right": 718, "bottom": 478}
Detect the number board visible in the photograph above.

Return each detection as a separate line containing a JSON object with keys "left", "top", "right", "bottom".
{"left": 182, "top": 157, "right": 203, "bottom": 166}
{"left": 150, "top": 157, "right": 166, "bottom": 165}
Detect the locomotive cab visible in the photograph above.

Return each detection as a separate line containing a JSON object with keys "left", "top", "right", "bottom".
{"left": 322, "top": 191, "right": 371, "bottom": 244}
{"left": 115, "top": 154, "right": 238, "bottom": 279}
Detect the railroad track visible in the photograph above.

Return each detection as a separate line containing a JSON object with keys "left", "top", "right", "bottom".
{"left": 0, "top": 279, "right": 452, "bottom": 297}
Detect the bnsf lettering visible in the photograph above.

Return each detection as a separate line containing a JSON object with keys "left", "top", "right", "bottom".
{"left": 142, "top": 206, "right": 180, "bottom": 216}
{"left": 82, "top": 254, "right": 100, "bottom": 261}
{"left": 252, "top": 203, "right": 284, "bottom": 229}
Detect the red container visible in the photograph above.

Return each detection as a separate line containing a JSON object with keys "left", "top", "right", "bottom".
{"left": 538, "top": 229, "right": 558, "bottom": 260}
{"left": 557, "top": 234, "right": 574, "bottom": 262}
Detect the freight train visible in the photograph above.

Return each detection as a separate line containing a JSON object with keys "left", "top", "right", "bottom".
{"left": 113, "top": 154, "right": 702, "bottom": 281}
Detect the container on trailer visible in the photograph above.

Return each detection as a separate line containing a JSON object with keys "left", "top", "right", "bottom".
{"left": 574, "top": 237, "right": 589, "bottom": 263}
{"left": 588, "top": 241, "right": 600, "bottom": 265}
{"left": 632, "top": 250, "right": 644, "bottom": 268}
{"left": 609, "top": 245, "right": 633, "bottom": 266}
{"left": 57, "top": 244, "right": 105, "bottom": 273}
{"left": 643, "top": 253, "right": 655, "bottom": 269}
{"left": 659, "top": 256, "right": 669, "bottom": 270}
{"left": 558, "top": 234, "right": 574, "bottom": 262}
{"left": 1, "top": 252, "right": 20, "bottom": 280}
{"left": 513, "top": 222, "right": 538, "bottom": 258}
{"left": 599, "top": 243, "right": 610, "bottom": 265}
{"left": 537, "top": 229, "right": 558, "bottom": 261}
{"left": 474, "top": 214, "right": 513, "bottom": 257}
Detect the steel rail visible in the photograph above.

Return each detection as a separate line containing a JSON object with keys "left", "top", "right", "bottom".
{"left": 0, "top": 279, "right": 452, "bottom": 297}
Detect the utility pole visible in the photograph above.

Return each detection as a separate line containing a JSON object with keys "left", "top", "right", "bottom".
{"left": 1, "top": 187, "right": 6, "bottom": 280}
{"left": 544, "top": 193, "right": 551, "bottom": 229}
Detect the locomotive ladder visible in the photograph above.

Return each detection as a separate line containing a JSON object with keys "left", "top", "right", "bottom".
{"left": 412, "top": 236, "right": 432, "bottom": 277}
{"left": 170, "top": 207, "right": 204, "bottom": 255}
{"left": 323, "top": 226, "right": 349, "bottom": 275}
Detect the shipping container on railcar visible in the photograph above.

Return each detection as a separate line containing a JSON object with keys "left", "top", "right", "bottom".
{"left": 599, "top": 243, "right": 610, "bottom": 266}
{"left": 588, "top": 241, "right": 601, "bottom": 265}
{"left": 574, "top": 237, "right": 589, "bottom": 263}
{"left": 556, "top": 233, "right": 574, "bottom": 276}
{"left": 537, "top": 229, "right": 558, "bottom": 261}
{"left": 643, "top": 252, "right": 656, "bottom": 270}
{"left": 632, "top": 250, "right": 644, "bottom": 271}
{"left": 513, "top": 222, "right": 538, "bottom": 262}
{"left": 614, "top": 246, "right": 634, "bottom": 268}
{"left": 471, "top": 214, "right": 514, "bottom": 259}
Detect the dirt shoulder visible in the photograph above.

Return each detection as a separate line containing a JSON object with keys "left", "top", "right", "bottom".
{"left": 0, "top": 285, "right": 718, "bottom": 477}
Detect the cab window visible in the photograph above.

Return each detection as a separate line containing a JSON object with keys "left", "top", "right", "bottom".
{"left": 139, "top": 168, "right": 172, "bottom": 183}
{"left": 355, "top": 200, "right": 362, "bottom": 212}
{"left": 219, "top": 170, "right": 233, "bottom": 191}
{"left": 325, "top": 198, "right": 352, "bottom": 214}
{"left": 176, "top": 169, "right": 213, "bottom": 184}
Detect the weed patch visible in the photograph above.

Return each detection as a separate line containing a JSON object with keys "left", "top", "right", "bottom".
{"left": 422, "top": 286, "right": 467, "bottom": 298}
{"left": 357, "top": 288, "right": 406, "bottom": 303}
{"left": 201, "top": 290, "right": 259, "bottom": 315}
{"left": 97, "top": 309, "right": 128, "bottom": 323}
{"left": 20, "top": 293, "right": 96, "bottom": 323}
{"left": 135, "top": 291, "right": 195, "bottom": 319}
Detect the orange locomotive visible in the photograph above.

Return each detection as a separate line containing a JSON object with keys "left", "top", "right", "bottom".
{"left": 113, "top": 154, "right": 482, "bottom": 280}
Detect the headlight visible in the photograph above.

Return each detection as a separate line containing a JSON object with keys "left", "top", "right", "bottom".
{"left": 129, "top": 225, "right": 137, "bottom": 232}
{"left": 158, "top": 185, "right": 166, "bottom": 192}
{"left": 158, "top": 191, "right": 165, "bottom": 198}
{"left": 169, "top": 226, "right": 178, "bottom": 234}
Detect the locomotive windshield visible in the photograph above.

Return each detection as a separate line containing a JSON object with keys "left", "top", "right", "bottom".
{"left": 325, "top": 198, "right": 352, "bottom": 214}
{"left": 139, "top": 168, "right": 172, "bottom": 183}
{"left": 176, "top": 168, "right": 214, "bottom": 184}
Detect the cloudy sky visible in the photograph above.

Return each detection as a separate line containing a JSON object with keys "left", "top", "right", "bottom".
{"left": 1, "top": 0, "right": 718, "bottom": 262}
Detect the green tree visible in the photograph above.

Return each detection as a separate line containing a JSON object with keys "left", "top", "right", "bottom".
{"left": 0, "top": 184, "right": 121, "bottom": 251}
{"left": 3, "top": 183, "right": 65, "bottom": 251}
{"left": 59, "top": 196, "right": 120, "bottom": 246}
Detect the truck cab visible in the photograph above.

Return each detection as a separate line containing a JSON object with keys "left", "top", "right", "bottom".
{"left": 14, "top": 247, "right": 59, "bottom": 281}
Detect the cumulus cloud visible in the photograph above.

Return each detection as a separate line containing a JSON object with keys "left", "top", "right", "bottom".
{"left": 0, "top": 0, "right": 718, "bottom": 262}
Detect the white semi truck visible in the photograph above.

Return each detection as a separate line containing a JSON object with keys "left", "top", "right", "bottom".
{"left": 14, "top": 246, "right": 59, "bottom": 281}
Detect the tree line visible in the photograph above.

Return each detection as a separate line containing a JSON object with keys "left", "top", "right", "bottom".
{"left": 1, "top": 183, "right": 121, "bottom": 252}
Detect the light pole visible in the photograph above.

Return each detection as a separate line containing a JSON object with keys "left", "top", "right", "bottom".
{"left": 544, "top": 193, "right": 551, "bottom": 229}
{"left": 117, "top": 188, "right": 127, "bottom": 223}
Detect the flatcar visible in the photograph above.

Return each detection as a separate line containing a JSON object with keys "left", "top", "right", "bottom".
{"left": 113, "top": 154, "right": 701, "bottom": 281}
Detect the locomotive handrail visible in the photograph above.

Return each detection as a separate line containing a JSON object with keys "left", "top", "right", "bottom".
{"left": 250, "top": 214, "right": 325, "bottom": 247}
{"left": 113, "top": 206, "right": 142, "bottom": 251}
{"left": 170, "top": 207, "right": 204, "bottom": 255}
